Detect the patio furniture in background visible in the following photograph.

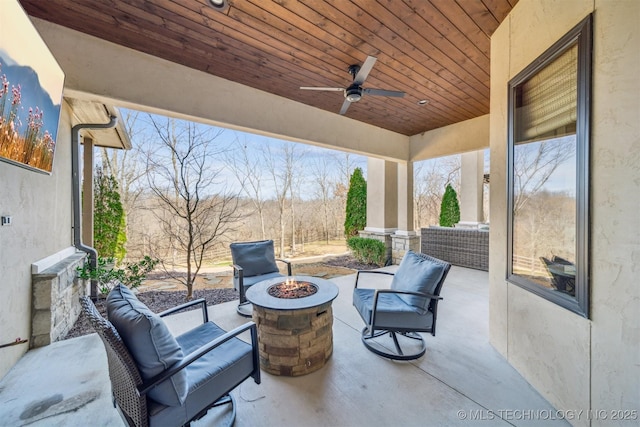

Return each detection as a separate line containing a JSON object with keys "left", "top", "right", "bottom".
{"left": 230, "top": 239, "right": 292, "bottom": 317}
{"left": 421, "top": 226, "right": 489, "bottom": 271}
{"left": 80, "top": 284, "right": 261, "bottom": 427}
{"left": 540, "top": 256, "right": 576, "bottom": 296}
{"left": 353, "top": 251, "right": 451, "bottom": 360}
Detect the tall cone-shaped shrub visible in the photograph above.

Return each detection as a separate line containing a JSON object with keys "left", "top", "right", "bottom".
{"left": 439, "top": 183, "right": 460, "bottom": 227}
{"left": 344, "top": 167, "right": 367, "bottom": 238}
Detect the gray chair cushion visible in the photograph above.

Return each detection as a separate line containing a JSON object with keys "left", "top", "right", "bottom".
{"left": 106, "top": 284, "right": 187, "bottom": 406}
{"left": 235, "top": 271, "right": 284, "bottom": 289}
{"left": 230, "top": 240, "right": 279, "bottom": 277}
{"left": 390, "top": 250, "right": 446, "bottom": 310}
{"left": 353, "top": 288, "right": 434, "bottom": 330}
{"left": 148, "top": 322, "right": 255, "bottom": 427}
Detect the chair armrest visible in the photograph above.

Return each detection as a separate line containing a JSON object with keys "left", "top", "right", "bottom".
{"left": 369, "top": 289, "right": 443, "bottom": 330}
{"left": 354, "top": 270, "right": 395, "bottom": 288}
{"left": 275, "top": 258, "right": 292, "bottom": 276}
{"left": 232, "top": 264, "right": 244, "bottom": 279}
{"left": 158, "top": 298, "right": 209, "bottom": 324}
{"left": 138, "top": 321, "right": 260, "bottom": 396}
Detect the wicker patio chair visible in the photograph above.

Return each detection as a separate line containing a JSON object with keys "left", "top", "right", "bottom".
{"left": 80, "top": 284, "right": 260, "bottom": 427}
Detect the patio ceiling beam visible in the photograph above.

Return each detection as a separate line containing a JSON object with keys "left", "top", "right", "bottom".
{"left": 33, "top": 18, "right": 409, "bottom": 162}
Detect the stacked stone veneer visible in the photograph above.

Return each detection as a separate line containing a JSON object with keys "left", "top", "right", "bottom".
{"left": 391, "top": 234, "right": 421, "bottom": 265}
{"left": 31, "top": 253, "right": 87, "bottom": 348}
{"left": 252, "top": 302, "right": 333, "bottom": 376}
{"left": 421, "top": 227, "right": 489, "bottom": 271}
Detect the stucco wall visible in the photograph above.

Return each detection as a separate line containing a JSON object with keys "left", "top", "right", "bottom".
{"left": 409, "top": 114, "right": 489, "bottom": 161}
{"left": 489, "top": 0, "right": 640, "bottom": 424}
{"left": 0, "top": 101, "right": 74, "bottom": 379}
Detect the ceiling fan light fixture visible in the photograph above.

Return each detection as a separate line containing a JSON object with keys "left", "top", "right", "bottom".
{"left": 208, "top": 0, "right": 229, "bottom": 12}
{"left": 345, "top": 85, "right": 362, "bottom": 102}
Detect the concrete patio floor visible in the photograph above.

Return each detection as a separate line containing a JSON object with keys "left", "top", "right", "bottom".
{"left": 0, "top": 266, "right": 568, "bottom": 426}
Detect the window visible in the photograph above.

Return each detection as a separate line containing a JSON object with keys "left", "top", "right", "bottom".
{"left": 507, "top": 15, "right": 592, "bottom": 317}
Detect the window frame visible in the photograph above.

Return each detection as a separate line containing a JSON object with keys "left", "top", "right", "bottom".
{"left": 506, "top": 15, "right": 592, "bottom": 318}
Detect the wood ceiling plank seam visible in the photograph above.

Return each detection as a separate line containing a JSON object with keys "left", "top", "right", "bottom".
{"left": 166, "top": 0, "right": 416, "bottom": 123}
{"left": 295, "top": 0, "right": 485, "bottom": 119}
{"left": 265, "top": 0, "right": 485, "bottom": 120}
{"left": 392, "top": 0, "right": 491, "bottom": 73}
{"left": 227, "top": 0, "right": 463, "bottom": 123}
{"left": 36, "top": 4, "right": 349, "bottom": 116}
{"left": 218, "top": 12, "right": 422, "bottom": 127}
{"left": 480, "top": 0, "right": 516, "bottom": 26}
{"left": 120, "top": 1, "right": 354, "bottom": 107}
{"left": 454, "top": 0, "right": 500, "bottom": 38}
{"left": 403, "top": 0, "right": 491, "bottom": 59}
{"left": 25, "top": 2, "right": 458, "bottom": 134}
{"left": 358, "top": 0, "right": 490, "bottom": 87}
{"left": 310, "top": 0, "right": 488, "bottom": 114}
{"left": 366, "top": 15, "right": 490, "bottom": 107}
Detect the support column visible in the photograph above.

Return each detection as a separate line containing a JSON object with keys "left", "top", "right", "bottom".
{"left": 392, "top": 161, "right": 421, "bottom": 264}
{"left": 459, "top": 150, "right": 484, "bottom": 226}
{"left": 82, "top": 137, "right": 94, "bottom": 247}
{"left": 361, "top": 158, "right": 397, "bottom": 263}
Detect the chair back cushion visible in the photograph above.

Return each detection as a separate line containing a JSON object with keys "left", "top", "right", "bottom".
{"left": 391, "top": 251, "right": 446, "bottom": 311}
{"left": 230, "top": 240, "right": 279, "bottom": 277}
{"left": 106, "top": 284, "right": 187, "bottom": 406}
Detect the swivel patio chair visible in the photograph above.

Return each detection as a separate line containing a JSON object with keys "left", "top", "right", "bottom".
{"left": 80, "top": 284, "right": 260, "bottom": 427}
{"left": 353, "top": 251, "right": 451, "bottom": 360}
{"left": 230, "top": 239, "right": 292, "bottom": 317}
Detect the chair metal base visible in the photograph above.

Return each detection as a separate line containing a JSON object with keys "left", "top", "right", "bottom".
{"left": 188, "top": 393, "right": 236, "bottom": 427}
{"left": 237, "top": 301, "right": 253, "bottom": 317}
{"left": 361, "top": 327, "right": 426, "bottom": 361}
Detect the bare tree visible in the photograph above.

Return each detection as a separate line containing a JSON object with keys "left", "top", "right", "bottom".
{"left": 263, "top": 143, "right": 294, "bottom": 257}
{"left": 311, "top": 156, "right": 335, "bottom": 244}
{"left": 513, "top": 138, "right": 574, "bottom": 214}
{"left": 145, "top": 116, "right": 242, "bottom": 299}
{"left": 225, "top": 135, "right": 268, "bottom": 239}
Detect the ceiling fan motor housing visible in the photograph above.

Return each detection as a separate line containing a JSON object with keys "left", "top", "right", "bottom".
{"left": 345, "top": 84, "right": 363, "bottom": 102}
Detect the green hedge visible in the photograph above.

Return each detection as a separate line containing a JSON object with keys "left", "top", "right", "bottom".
{"left": 347, "top": 237, "right": 386, "bottom": 266}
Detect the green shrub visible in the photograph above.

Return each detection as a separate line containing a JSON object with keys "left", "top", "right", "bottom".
{"left": 77, "top": 255, "right": 159, "bottom": 295}
{"left": 344, "top": 167, "right": 367, "bottom": 238}
{"left": 439, "top": 183, "right": 460, "bottom": 227}
{"left": 347, "top": 237, "right": 386, "bottom": 266}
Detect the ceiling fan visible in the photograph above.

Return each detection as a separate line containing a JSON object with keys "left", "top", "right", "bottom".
{"left": 300, "top": 56, "right": 405, "bottom": 115}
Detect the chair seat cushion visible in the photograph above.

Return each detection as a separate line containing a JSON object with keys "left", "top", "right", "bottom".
{"left": 231, "top": 240, "right": 279, "bottom": 277}
{"left": 106, "top": 284, "right": 187, "bottom": 407}
{"left": 237, "top": 271, "right": 285, "bottom": 289}
{"left": 391, "top": 251, "right": 446, "bottom": 310}
{"left": 353, "top": 288, "right": 433, "bottom": 331}
{"left": 148, "top": 322, "right": 255, "bottom": 427}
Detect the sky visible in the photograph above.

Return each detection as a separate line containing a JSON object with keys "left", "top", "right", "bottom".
{"left": 118, "top": 109, "right": 368, "bottom": 200}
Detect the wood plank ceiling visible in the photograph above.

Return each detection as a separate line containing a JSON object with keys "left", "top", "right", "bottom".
{"left": 20, "top": 0, "right": 517, "bottom": 136}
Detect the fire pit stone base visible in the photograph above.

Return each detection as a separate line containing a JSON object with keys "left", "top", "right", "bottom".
{"left": 253, "top": 301, "right": 333, "bottom": 376}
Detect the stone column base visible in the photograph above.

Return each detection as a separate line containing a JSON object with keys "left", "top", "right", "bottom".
{"left": 391, "top": 233, "right": 421, "bottom": 265}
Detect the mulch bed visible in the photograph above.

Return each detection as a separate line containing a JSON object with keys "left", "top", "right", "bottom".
{"left": 63, "top": 255, "right": 376, "bottom": 340}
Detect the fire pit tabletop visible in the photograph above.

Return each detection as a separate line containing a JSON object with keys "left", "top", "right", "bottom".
{"left": 245, "top": 275, "right": 339, "bottom": 310}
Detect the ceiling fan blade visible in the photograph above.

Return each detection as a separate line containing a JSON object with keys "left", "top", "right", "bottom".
{"left": 353, "top": 56, "right": 377, "bottom": 85}
{"left": 300, "top": 86, "right": 344, "bottom": 91}
{"left": 363, "top": 88, "right": 405, "bottom": 97}
{"left": 339, "top": 98, "right": 351, "bottom": 115}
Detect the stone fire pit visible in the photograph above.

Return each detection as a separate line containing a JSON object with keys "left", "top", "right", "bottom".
{"left": 245, "top": 275, "right": 339, "bottom": 376}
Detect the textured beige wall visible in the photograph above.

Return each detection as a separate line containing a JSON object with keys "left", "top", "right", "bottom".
{"left": 490, "top": 0, "right": 640, "bottom": 422}
{"left": 409, "top": 114, "right": 489, "bottom": 161}
{"left": 0, "top": 102, "right": 74, "bottom": 379}
{"left": 32, "top": 19, "right": 409, "bottom": 163}
{"left": 366, "top": 158, "right": 398, "bottom": 231}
